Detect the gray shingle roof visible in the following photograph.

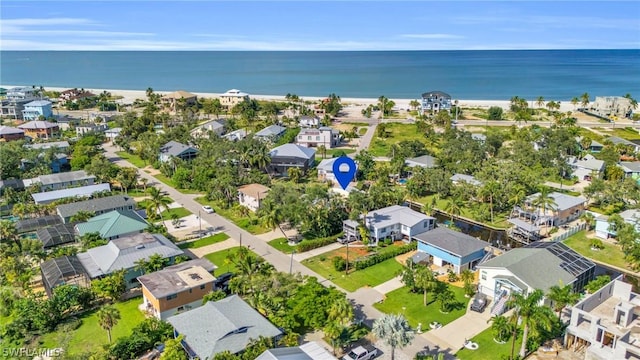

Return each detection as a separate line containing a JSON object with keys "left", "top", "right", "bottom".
{"left": 257, "top": 342, "right": 336, "bottom": 360}
{"left": 620, "top": 162, "right": 640, "bottom": 173}
{"left": 255, "top": 125, "right": 286, "bottom": 137}
{"left": 31, "top": 183, "right": 111, "bottom": 204}
{"left": 18, "top": 121, "right": 58, "bottom": 129}
{"left": 35, "top": 170, "right": 95, "bottom": 186}
{"left": 525, "top": 192, "right": 586, "bottom": 212}
{"left": 167, "top": 295, "right": 283, "bottom": 358}
{"left": 57, "top": 195, "right": 135, "bottom": 219}
{"left": 76, "top": 233, "right": 183, "bottom": 278}
{"left": 566, "top": 155, "right": 605, "bottom": 172}
{"left": 0, "top": 126, "right": 24, "bottom": 135}
{"left": 26, "top": 141, "right": 70, "bottom": 150}
{"left": 608, "top": 136, "right": 639, "bottom": 147}
{"left": 450, "top": 173, "right": 482, "bottom": 186}
{"left": 413, "top": 227, "right": 488, "bottom": 257}
{"left": 270, "top": 144, "right": 316, "bottom": 160}
{"left": 367, "top": 205, "right": 434, "bottom": 229}
{"left": 405, "top": 155, "right": 437, "bottom": 168}
{"left": 160, "top": 141, "right": 198, "bottom": 157}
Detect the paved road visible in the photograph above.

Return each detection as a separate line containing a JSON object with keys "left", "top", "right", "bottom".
{"left": 102, "top": 142, "right": 441, "bottom": 359}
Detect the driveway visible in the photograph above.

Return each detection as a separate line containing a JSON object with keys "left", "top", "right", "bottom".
{"left": 423, "top": 302, "right": 493, "bottom": 353}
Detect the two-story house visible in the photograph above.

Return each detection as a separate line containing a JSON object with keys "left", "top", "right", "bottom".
{"left": 0, "top": 126, "right": 25, "bottom": 142}
{"left": 566, "top": 154, "right": 605, "bottom": 181}
{"left": 161, "top": 90, "right": 198, "bottom": 112}
{"left": 138, "top": 258, "right": 218, "bottom": 320}
{"left": 343, "top": 205, "right": 435, "bottom": 245}
{"left": 268, "top": 143, "right": 316, "bottom": 176}
{"left": 317, "top": 157, "right": 356, "bottom": 186}
{"left": 511, "top": 191, "right": 586, "bottom": 228}
{"left": 237, "top": 184, "right": 270, "bottom": 212}
{"left": 589, "top": 96, "right": 635, "bottom": 119}
{"left": 76, "top": 123, "right": 109, "bottom": 137}
{"left": 1, "top": 86, "right": 40, "bottom": 119}
{"left": 255, "top": 125, "right": 287, "bottom": 143}
{"left": 296, "top": 127, "right": 341, "bottom": 148}
{"left": 22, "top": 100, "right": 53, "bottom": 121}
{"left": 190, "top": 119, "right": 225, "bottom": 138}
{"left": 58, "top": 89, "right": 96, "bottom": 103}
{"left": 298, "top": 115, "right": 320, "bottom": 128}
{"left": 565, "top": 277, "right": 640, "bottom": 360}
{"left": 420, "top": 91, "right": 452, "bottom": 114}
{"left": 18, "top": 120, "right": 59, "bottom": 139}
{"left": 220, "top": 89, "right": 250, "bottom": 109}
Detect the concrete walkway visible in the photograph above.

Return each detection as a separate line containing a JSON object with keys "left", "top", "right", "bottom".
{"left": 188, "top": 238, "right": 238, "bottom": 258}
{"left": 372, "top": 276, "right": 404, "bottom": 295}
{"left": 293, "top": 242, "right": 344, "bottom": 262}
{"left": 423, "top": 302, "right": 494, "bottom": 354}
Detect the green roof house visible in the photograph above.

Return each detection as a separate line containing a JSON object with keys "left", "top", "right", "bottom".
{"left": 75, "top": 209, "right": 148, "bottom": 240}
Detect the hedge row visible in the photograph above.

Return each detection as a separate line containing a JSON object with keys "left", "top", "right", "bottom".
{"left": 297, "top": 233, "right": 343, "bottom": 252}
{"left": 353, "top": 242, "right": 417, "bottom": 270}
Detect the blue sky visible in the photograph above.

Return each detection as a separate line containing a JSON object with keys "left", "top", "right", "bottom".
{"left": 1, "top": 1, "right": 638, "bottom": 50}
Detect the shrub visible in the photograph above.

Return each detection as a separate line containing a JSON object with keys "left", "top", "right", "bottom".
{"left": 488, "top": 106, "right": 503, "bottom": 120}
{"left": 353, "top": 242, "right": 417, "bottom": 270}
{"left": 333, "top": 256, "right": 347, "bottom": 271}
{"left": 447, "top": 270, "right": 459, "bottom": 283}
{"left": 590, "top": 239, "right": 605, "bottom": 250}
{"left": 297, "top": 234, "right": 342, "bottom": 252}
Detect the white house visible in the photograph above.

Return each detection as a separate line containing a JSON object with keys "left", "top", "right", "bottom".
{"left": 298, "top": 116, "right": 320, "bottom": 128}
{"left": 566, "top": 154, "right": 605, "bottom": 181}
{"left": 237, "top": 184, "right": 270, "bottom": 212}
{"left": 190, "top": 119, "right": 225, "bottom": 138}
{"left": 343, "top": 205, "right": 435, "bottom": 245}
{"left": 296, "top": 127, "right": 341, "bottom": 148}
{"left": 317, "top": 157, "right": 356, "bottom": 186}
{"left": 478, "top": 241, "right": 595, "bottom": 316}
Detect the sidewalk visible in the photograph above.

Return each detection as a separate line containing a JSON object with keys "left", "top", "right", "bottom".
{"left": 372, "top": 276, "right": 404, "bottom": 294}
{"left": 293, "top": 243, "right": 344, "bottom": 262}
{"left": 186, "top": 238, "right": 238, "bottom": 258}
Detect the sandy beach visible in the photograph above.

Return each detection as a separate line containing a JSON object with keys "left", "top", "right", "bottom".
{"left": 1, "top": 85, "right": 576, "bottom": 113}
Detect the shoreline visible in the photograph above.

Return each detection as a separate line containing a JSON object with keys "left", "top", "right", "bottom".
{"left": 0, "top": 84, "right": 576, "bottom": 112}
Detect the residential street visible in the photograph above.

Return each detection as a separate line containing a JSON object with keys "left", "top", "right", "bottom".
{"left": 102, "top": 142, "right": 445, "bottom": 359}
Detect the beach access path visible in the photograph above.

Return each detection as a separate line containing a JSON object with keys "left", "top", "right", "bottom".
{"left": 102, "top": 142, "right": 449, "bottom": 360}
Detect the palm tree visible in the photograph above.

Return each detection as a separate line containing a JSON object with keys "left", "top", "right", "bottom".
{"left": 580, "top": 93, "right": 590, "bottom": 109}
{"left": 372, "top": 314, "right": 415, "bottom": 360}
{"left": 460, "top": 269, "right": 475, "bottom": 296}
{"left": 414, "top": 266, "right": 438, "bottom": 306}
{"left": 507, "top": 289, "right": 554, "bottom": 358}
{"left": 435, "top": 286, "right": 457, "bottom": 313}
{"left": 580, "top": 211, "right": 595, "bottom": 231}
{"left": 571, "top": 97, "right": 579, "bottom": 110}
{"left": 70, "top": 210, "right": 95, "bottom": 223}
{"left": 409, "top": 99, "right": 421, "bottom": 111}
{"left": 444, "top": 195, "right": 464, "bottom": 222}
{"left": 488, "top": 315, "right": 513, "bottom": 343}
{"left": 328, "top": 298, "right": 354, "bottom": 325}
{"left": 318, "top": 145, "right": 327, "bottom": 159}
{"left": 479, "top": 181, "right": 501, "bottom": 223}
{"left": 259, "top": 200, "right": 287, "bottom": 239}
{"left": 146, "top": 187, "right": 172, "bottom": 225}
{"left": 287, "top": 167, "right": 302, "bottom": 183}
{"left": 97, "top": 305, "right": 121, "bottom": 343}
{"left": 532, "top": 188, "right": 557, "bottom": 235}
{"left": 547, "top": 283, "right": 580, "bottom": 319}
{"left": 536, "top": 96, "right": 545, "bottom": 109}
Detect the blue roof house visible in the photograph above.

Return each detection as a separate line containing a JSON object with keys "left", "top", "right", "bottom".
{"left": 22, "top": 100, "right": 53, "bottom": 121}
{"left": 413, "top": 227, "right": 489, "bottom": 274}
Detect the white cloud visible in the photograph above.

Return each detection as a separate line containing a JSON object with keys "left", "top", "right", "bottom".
{"left": 400, "top": 34, "right": 464, "bottom": 39}
{"left": 0, "top": 17, "right": 95, "bottom": 26}
{"left": 5, "top": 30, "right": 154, "bottom": 37}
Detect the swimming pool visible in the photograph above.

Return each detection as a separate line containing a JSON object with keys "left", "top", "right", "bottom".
{"left": 397, "top": 179, "right": 408, "bottom": 185}
{"left": 1, "top": 215, "right": 20, "bottom": 222}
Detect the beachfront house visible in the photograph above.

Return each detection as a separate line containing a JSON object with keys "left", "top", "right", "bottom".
{"left": 420, "top": 91, "right": 452, "bottom": 114}
{"left": 296, "top": 127, "right": 341, "bottom": 148}
{"left": 413, "top": 227, "right": 489, "bottom": 274}
{"left": 0, "top": 126, "right": 25, "bottom": 142}
{"left": 589, "top": 96, "right": 635, "bottom": 119}
{"left": 75, "top": 209, "right": 148, "bottom": 240}
{"left": 76, "top": 232, "right": 184, "bottom": 287}
{"left": 167, "top": 295, "right": 283, "bottom": 359}
{"left": 511, "top": 191, "right": 587, "bottom": 228}
{"left": 1, "top": 86, "right": 41, "bottom": 119}
{"left": 594, "top": 209, "right": 640, "bottom": 239}
{"left": 220, "top": 89, "right": 250, "bottom": 109}
{"left": 190, "top": 119, "right": 225, "bottom": 138}
{"left": 268, "top": 143, "right": 316, "bottom": 176}
{"left": 161, "top": 90, "right": 198, "bottom": 112}
{"left": 237, "top": 183, "right": 270, "bottom": 212}
{"left": 31, "top": 183, "right": 111, "bottom": 205}
{"left": 138, "top": 258, "right": 217, "bottom": 320}
{"left": 298, "top": 115, "right": 320, "bottom": 128}
{"left": 22, "top": 100, "right": 53, "bottom": 121}
{"left": 58, "top": 89, "right": 96, "bottom": 103}
{"left": 255, "top": 125, "right": 286, "bottom": 143}
{"left": 56, "top": 195, "right": 136, "bottom": 223}
{"left": 564, "top": 277, "right": 640, "bottom": 360}
{"left": 566, "top": 154, "right": 605, "bottom": 181}
{"left": 619, "top": 161, "right": 640, "bottom": 184}
{"left": 18, "top": 120, "right": 59, "bottom": 139}
{"left": 478, "top": 241, "right": 595, "bottom": 316}
{"left": 159, "top": 141, "right": 198, "bottom": 163}
{"left": 350, "top": 205, "right": 436, "bottom": 245}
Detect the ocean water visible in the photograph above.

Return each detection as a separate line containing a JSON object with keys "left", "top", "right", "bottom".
{"left": 1, "top": 50, "right": 638, "bottom": 100}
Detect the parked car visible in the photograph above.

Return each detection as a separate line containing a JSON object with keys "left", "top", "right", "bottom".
{"left": 342, "top": 345, "right": 378, "bottom": 360}
{"left": 337, "top": 236, "right": 358, "bottom": 244}
{"left": 202, "top": 205, "right": 215, "bottom": 214}
{"left": 470, "top": 293, "right": 487, "bottom": 313}
{"left": 214, "top": 272, "right": 235, "bottom": 293}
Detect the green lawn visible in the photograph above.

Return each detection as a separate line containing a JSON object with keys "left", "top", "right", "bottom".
{"left": 302, "top": 256, "right": 403, "bottom": 292}
{"left": 268, "top": 237, "right": 297, "bottom": 253}
{"left": 358, "top": 127, "right": 368, "bottom": 136}
{"left": 204, "top": 247, "right": 259, "bottom": 274}
{"left": 563, "top": 230, "right": 631, "bottom": 271}
{"left": 608, "top": 127, "right": 640, "bottom": 141}
{"left": 456, "top": 326, "right": 523, "bottom": 360}
{"left": 160, "top": 207, "right": 192, "bottom": 219}
{"left": 153, "top": 173, "right": 203, "bottom": 195}
{"left": 178, "top": 233, "right": 230, "bottom": 249}
{"left": 374, "top": 286, "right": 469, "bottom": 329}
{"left": 368, "top": 123, "right": 431, "bottom": 157}
{"left": 326, "top": 148, "right": 356, "bottom": 156}
{"left": 115, "top": 151, "right": 147, "bottom": 168}
{"left": 40, "top": 297, "right": 146, "bottom": 355}
{"left": 195, "top": 197, "right": 270, "bottom": 235}
{"left": 411, "top": 194, "right": 510, "bottom": 229}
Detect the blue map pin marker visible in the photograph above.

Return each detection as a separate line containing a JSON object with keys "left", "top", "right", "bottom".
{"left": 332, "top": 156, "right": 357, "bottom": 190}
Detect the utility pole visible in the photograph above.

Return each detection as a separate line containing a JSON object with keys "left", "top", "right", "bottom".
{"left": 289, "top": 250, "right": 295, "bottom": 274}
{"left": 198, "top": 210, "right": 202, "bottom": 238}
{"left": 239, "top": 233, "right": 242, "bottom": 248}
{"left": 345, "top": 240, "right": 349, "bottom": 275}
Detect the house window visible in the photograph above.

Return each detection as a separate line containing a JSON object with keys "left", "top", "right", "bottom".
{"left": 316, "top": 136, "right": 320, "bottom": 140}
{"left": 200, "top": 285, "right": 206, "bottom": 290}
{"left": 481, "top": 271, "right": 487, "bottom": 280}
{"left": 166, "top": 294, "right": 177, "bottom": 300}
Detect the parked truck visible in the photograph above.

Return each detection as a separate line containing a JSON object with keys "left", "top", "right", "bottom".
{"left": 341, "top": 345, "right": 378, "bottom": 360}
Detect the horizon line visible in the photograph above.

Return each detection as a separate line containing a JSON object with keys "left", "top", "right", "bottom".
{"left": 2, "top": 48, "right": 639, "bottom": 52}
